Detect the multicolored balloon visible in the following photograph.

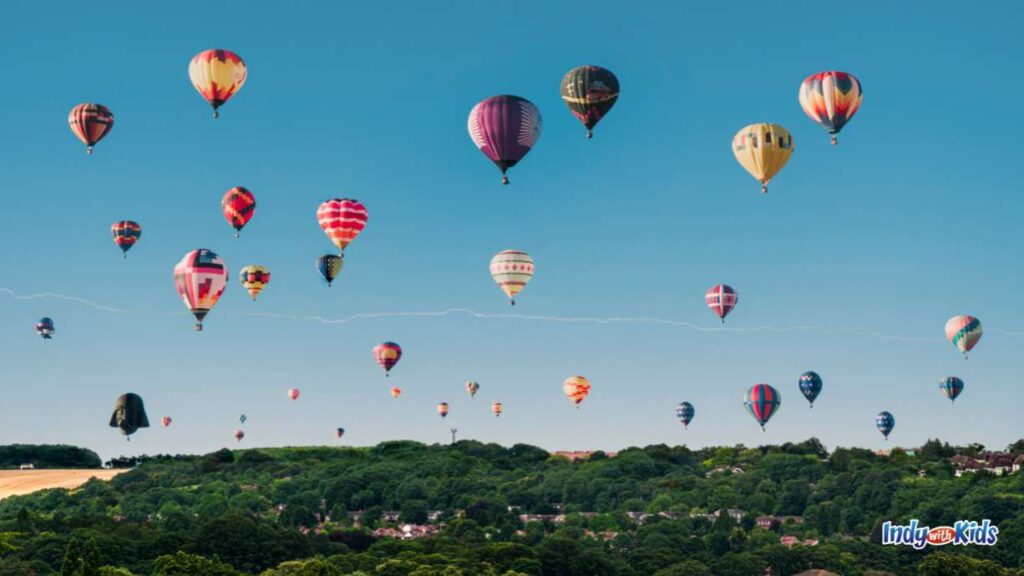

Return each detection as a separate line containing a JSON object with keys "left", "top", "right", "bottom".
{"left": 36, "top": 317, "right": 55, "bottom": 340}
{"left": 945, "top": 315, "right": 982, "bottom": 358}
{"left": 162, "top": 416, "right": 172, "bottom": 427}
{"left": 563, "top": 375, "right": 591, "bottom": 408}
{"left": 111, "top": 220, "right": 141, "bottom": 258}
{"left": 390, "top": 387, "right": 402, "bottom": 399}
{"left": 560, "top": 65, "right": 619, "bottom": 138}
{"left": 239, "top": 265, "right": 270, "bottom": 301}
{"left": 234, "top": 429, "right": 245, "bottom": 442}
{"left": 173, "top": 249, "right": 228, "bottom": 331}
{"left": 336, "top": 427, "right": 345, "bottom": 439}
{"left": 68, "top": 103, "right": 113, "bottom": 154}
{"left": 732, "top": 123, "right": 794, "bottom": 193}
{"left": 798, "top": 371, "right": 823, "bottom": 408}
{"left": 317, "top": 254, "right": 343, "bottom": 287}
{"left": 188, "top": 49, "right": 247, "bottom": 118}
{"left": 939, "top": 377, "right": 964, "bottom": 404}
{"left": 373, "top": 342, "right": 402, "bottom": 376}
{"left": 798, "top": 71, "right": 863, "bottom": 145}
{"left": 437, "top": 402, "right": 450, "bottom": 418}
{"left": 675, "top": 402, "right": 695, "bottom": 429}
{"left": 744, "top": 384, "right": 781, "bottom": 431}
{"left": 317, "top": 199, "right": 368, "bottom": 254}
{"left": 491, "top": 402, "right": 503, "bottom": 418}
{"left": 705, "top": 284, "right": 737, "bottom": 323}
{"left": 288, "top": 388, "right": 300, "bottom": 401}
{"left": 468, "top": 95, "right": 542, "bottom": 184}
{"left": 465, "top": 381, "right": 480, "bottom": 398}
{"left": 490, "top": 250, "right": 534, "bottom": 305}
{"left": 876, "top": 411, "right": 895, "bottom": 440}
{"left": 222, "top": 187, "right": 256, "bottom": 237}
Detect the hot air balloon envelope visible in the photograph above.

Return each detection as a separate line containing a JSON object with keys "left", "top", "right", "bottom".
{"left": 110, "top": 393, "right": 149, "bottom": 437}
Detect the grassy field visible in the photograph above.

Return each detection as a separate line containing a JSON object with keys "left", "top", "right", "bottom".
{"left": 0, "top": 469, "right": 125, "bottom": 499}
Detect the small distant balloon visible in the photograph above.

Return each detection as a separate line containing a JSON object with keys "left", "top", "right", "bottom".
{"left": 939, "top": 377, "right": 964, "bottom": 404}
{"left": 705, "top": 284, "right": 737, "bottom": 323}
{"left": 336, "top": 427, "right": 345, "bottom": 439}
{"left": 676, "top": 402, "right": 695, "bottom": 429}
{"left": 465, "top": 381, "right": 480, "bottom": 398}
{"left": 491, "top": 402, "right": 503, "bottom": 418}
{"left": 162, "top": 416, "right": 172, "bottom": 427}
{"left": 36, "top": 317, "right": 55, "bottom": 340}
{"left": 732, "top": 123, "right": 793, "bottom": 193}
{"left": 560, "top": 65, "right": 620, "bottom": 138}
{"left": 876, "top": 411, "right": 895, "bottom": 440}
{"left": 945, "top": 315, "right": 982, "bottom": 358}
{"left": 239, "top": 265, "right": 270, "bottom": 301}
{"left": 798, "top": 371, "right": 823, "bottom": 408}
{"left": 68, "top": 103, "right": 113, "bottom": 154}
{"left": 744, "top": 384, "right": 781, "bottom": 431}
{"left": 317, "top": 254, "right": 343, "bottom": 287}
{"left": 437, "top": 402, "right": 450, "bottom": 418}
{"left": 222, "top": 187, "right": 256, "bottom": 237}
{"left": 373, "top": 342, "right": 402, "bottom": 376}
{"left": 288, "top": 388, "right": 300, "bottom": 401}
{"left": 390, "top": 387, "right": 402, "bottom": 399}
{"left": 189, "top": 49, "right": 247, "bottom": 118}
{"left": 111, "top": 221, "right": 141, "bottom": 258}
{"left": 490, "top": 250, "right": 534, "bottom": 305}
{"left": 468, "top": 95, "right": 542, "bottom": 184}
{"left": 234, "top": 429, "right": 245, "bottom": 442}
{"left": 563, "top": 375, "right": 591, "bottom": 408}
{"left": 239, "top": 414, "right": 247, "bottom": 424}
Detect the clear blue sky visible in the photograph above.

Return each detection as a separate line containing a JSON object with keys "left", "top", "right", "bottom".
{"left": 0, "top": 0, "right": 1021, "bottom": 461}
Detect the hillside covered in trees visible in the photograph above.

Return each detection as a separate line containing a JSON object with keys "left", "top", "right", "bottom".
{"left": 0, "top": 439, "right": 1022, "bottom": 575}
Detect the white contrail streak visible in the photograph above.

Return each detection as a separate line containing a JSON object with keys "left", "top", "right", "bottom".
{"left": 4, "top": 287, "right": 1017, "bottom": 343}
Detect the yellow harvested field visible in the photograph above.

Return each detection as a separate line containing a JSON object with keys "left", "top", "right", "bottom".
{"left": 0, "top": 469, "right": 126, "bottom": 499}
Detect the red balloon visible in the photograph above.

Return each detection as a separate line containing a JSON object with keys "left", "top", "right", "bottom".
{"left": 69, "top": 103, "right": 114, "bottom": 154}
{"left": 288, "top": 388, "right": 300, "bottom": 401}
{"left": 222, "top": 187, "right": 256, "bottom": 237}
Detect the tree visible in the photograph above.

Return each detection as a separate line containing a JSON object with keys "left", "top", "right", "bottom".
{"left": 918, "top": 552, "right": 1010, "bottom": 575}
{"left": 98, "top": 569, "right": 134, "bottom": 576}
{"left": 152, "top": 552, "right": 239, "bottom": 576}
{"left": 260, "top": 558, "right": 342, "bottom": 575}
{"left": 653, "top": 560, "right": 712, "bottom": 576}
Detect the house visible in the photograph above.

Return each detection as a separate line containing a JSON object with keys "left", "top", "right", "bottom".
{"left": 427, "top": 510, "right": 445, "bottom": 522}
{"left": 781, "top": 515, "right": 804, "bottom": 525}
{"left": 714, "top": 509, "right": 746, "bottom": 522}
{"left": 780, "top": 536, "right": 820, "bottom": 549}
{"left": 381, "top": 510, "right": 401, "bottom": 522}
{"left": 755, "top": 516, "right": 777, "bottom": 530}
{"left": 551, "top": 451, "right": 618, "bottom": 461}
{"left": 372, "top": 524, "right": 440, "bottom": 540}
{"left": 705, "top": 466, "right": 745, "bottom": 477}
{"left": 791, "top": 571, "right": 839, "bottom": 576}
{"left": 1014, "top": 454, "right": 1024, "bottom": 474}
{"left": 952, "top": 452, "right": 1021, "bottom": 477}
{"left": 18, "top": 463, "right": 34, "bottom": 470}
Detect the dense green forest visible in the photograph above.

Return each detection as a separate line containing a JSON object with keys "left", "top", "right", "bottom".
{"left": 1, "top": 439, "right": 1023, "bottom": 575}
{"left": 0, "top": 446, "right": 101, "bottom": 469}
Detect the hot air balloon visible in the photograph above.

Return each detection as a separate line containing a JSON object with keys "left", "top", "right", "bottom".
{"left": 491, "top": 402, "right": 503, "bottom": 418}
{"left": 465, "top": 381, "right": 480, "bottom": 398}
{"left": 940, "top": 377, "right": 964, "bottom": 404}
{"left": 373, "top": 342, "right": 402, "bottom": 376}
{"left": 560, "top": 65, "right": 620, "bottom": 139}
{"left": 437, "top": 402, "right": 450, "bottom": 418}
{"left": 336, "top": 427, "right": 345, "bottom": 439}
{"left": 798, "top": 71, "right": 863, "bottom": 145}
{"left": 162, "top": 416, "right": 172, "bottom": 427}
{"left": 945, "top": 315, "right": 982, "bottom": 358}
{"left": 490, "top": 250, "right": 534, "bottom": 305}
{"left": 173, "top": 249, "right": 228, "bottom": 331}
{"left": 563, "top": 375, "right": 591, "bottom": 408}
{"left": 109, "top": 393, "right": 149, "bottom": 439}
{"left": 468, "top": 95, "right": 542, "bottom": 184}
{"left": 705, "top": 284, "right": 737, "bottom": 323}
{"left": 188, "top": 49, "right": 247, "bottom": 118}
{"left": 390, "top": 387, "right": 402, "bottom": 399}
{"left": 239, "top": 414, "right": 247, "bottom": 424}
{"left": 222, "top": 187, "right": 256, "bottom": 237}
{"left": 317, "top": 199, "right": 368, "bottom": 254}
{"left": 35, "top": 317, "right": 55, "bottom": 340}
{"left": 744, "top": 384, "right": 781, "bottom": 431}
{"left": 68, "top": 103, "right": 113, "bottom": 154}
{"left": 239, "top": 265, "right": 270, "bottom": 301}
{"left": 111, "top": 220, "right": 141, "bottom": 258}
{"left": 732, "top": 123, "right": 793, "bottom": 193}
{"left": 676, "top": 402, "right": 694, "bottom": 429}
{"left": 234, "top": 429, "right": 245, "bottom": 442}
{"left": 799, "top": 371, "right": 823, "bottom": 408}
{"left": 876, "top": 411, "right": 895, "bottom": 440}
{"left": 317, "top": 254, "right": 343, "bottom": 287}
{"left": 288, "top": 388, "right": 300, "bottom": 401}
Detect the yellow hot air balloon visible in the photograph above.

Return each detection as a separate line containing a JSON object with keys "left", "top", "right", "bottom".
{"left": 188, "top": 49, "right": 247, "bottom": 118}
{"left": 732, "top": 123, "right": 794, "bottom": 193}
{"left": 563, "top": 375, "right": 591, "bottom": 409}
{"left": 239, "top": 265, "right": 270, "bottom": 301}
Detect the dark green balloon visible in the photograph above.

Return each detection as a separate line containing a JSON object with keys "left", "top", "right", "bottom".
{"left": 560, "top": 65, "right": 620, "bottom": 137}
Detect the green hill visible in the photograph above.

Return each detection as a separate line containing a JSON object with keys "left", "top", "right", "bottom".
{"left": 0, "top": 439, "right": 1022, "bottom": 575}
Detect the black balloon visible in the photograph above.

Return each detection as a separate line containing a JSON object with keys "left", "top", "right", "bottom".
{"left": 110, "top": 393, "right": 150, "bottom": 437}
